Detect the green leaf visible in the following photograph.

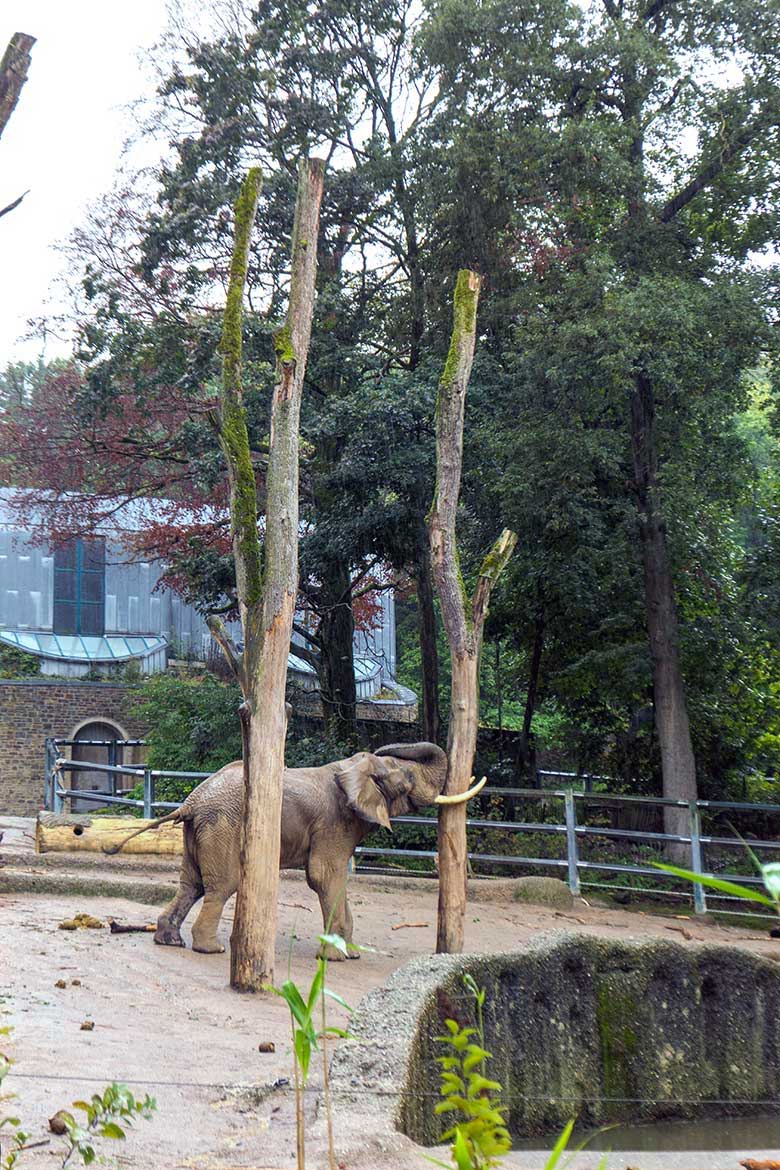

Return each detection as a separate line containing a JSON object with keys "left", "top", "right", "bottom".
{"left": 453, "top": 1127, "right": 476, "bottom": 1170}
{"left": 280, "top": 981, "right": 311, "bottom": 1028}
{"left": 466, "top": 1073, "right": 502, "bottom": 1097}
{"left": 462, "top": 974, "right": 485, "bottom": 1007}
{"left": 99, "top": 1122, "right": 126, "bottom": 1140}
{"left": 323, "top": 987, "right": 352, "bottom": 1012}
{"left": 653, "top": 862, "right": 777, "bottom": 907}
{"left": 463, "top": 1045, "right": 490, "bottom": 1074}
{"left": 294, "top": 1027, "right": 313, "bottom": 1081}
{"left": 318, "top": 933, "right": 349, "bottom": 956}
{"left": 306, "top": 961, "right": 325, "bottom": 1014}
{"left": 762, "top": 862, "right": 780, "bottom": 901}
{"left": 544, "top": 1118, "right": 575, "bottom": 1170}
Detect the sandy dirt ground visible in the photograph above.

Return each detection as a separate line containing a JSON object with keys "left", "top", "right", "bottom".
{"left": 2, "top": 853, "right": 779, "bottom": 1170}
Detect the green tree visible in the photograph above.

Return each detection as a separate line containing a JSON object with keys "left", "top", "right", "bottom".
{"left": 423, "top": 0, "right": 780, "bottom": 833}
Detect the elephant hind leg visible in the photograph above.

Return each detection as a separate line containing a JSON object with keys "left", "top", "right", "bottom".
{"left": 155, "top": 880, "right": 202, "bottom": 947}
{"left": 155, "top": 823, "right": 203, "bottom": 948}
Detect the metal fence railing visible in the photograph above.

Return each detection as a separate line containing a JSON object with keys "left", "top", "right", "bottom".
{"left": 43, "top": 738, "right": 780, "bottom": 921}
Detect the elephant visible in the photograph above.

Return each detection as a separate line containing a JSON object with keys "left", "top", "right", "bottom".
{"left": 106, "top": 741, "right": 485, "bottom": 958}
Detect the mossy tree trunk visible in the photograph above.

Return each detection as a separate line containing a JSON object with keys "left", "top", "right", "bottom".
{"left": 210, "top": 158, "right": 325, "bottom": 991}
{"left": 428, "top": 270, "right": 517, "bottom": 955}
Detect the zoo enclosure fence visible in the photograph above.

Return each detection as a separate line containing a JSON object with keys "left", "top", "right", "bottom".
{"left": 44, "top": 736, "right": 780, "bottom": 922}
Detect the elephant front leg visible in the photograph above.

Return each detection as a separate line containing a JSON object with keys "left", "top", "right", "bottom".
{"left": 191, "top": 891, "right": 229, "bottom": 954}
{"left": 307, "top": 859, "right": 358, "bottom": 961}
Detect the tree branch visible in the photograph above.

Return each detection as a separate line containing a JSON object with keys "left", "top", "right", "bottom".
{"left": 641, "top": 0, "right": 674, "bottom": 23}
{"left": 292, "top": 620, "right": 323, "bottom": 650}
{"left": 288, "top": 635, "right": 322, "bottom": 672}
{"left": 658, "top": 113, "right": 768, "bottom": 223}
{"left": 206, "top": 614, "right": 244, "bottom": 688}
{"left": 0, "top": 189, "right": 28, "bottom": 220}
{"left": 472, "top": 528, "right": 518, "bottom": 637}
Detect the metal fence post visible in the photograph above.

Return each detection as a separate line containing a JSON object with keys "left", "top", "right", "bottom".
{"left": 688, "top": 801, "right": 707, "bottom": 916}
{"left": 564, "top": 789, "right": 581, "bottom": 897}
{"left": 44, "top": 738, "right": 54, "bottom": 810}
{"left": 108, "top": 740, "right": 117, "bottom": 797}
{"left": 143, "top": 769, "right": 154, "bottom": 819}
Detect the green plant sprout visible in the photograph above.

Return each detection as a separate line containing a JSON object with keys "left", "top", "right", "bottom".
{"left": 1, "top": 1025, "right": 156, "bottom": 1169}
{"left": 426, "top": 978, "right": 612, "bottom": 1170}
{"left": 427, "top": 974, "right": 511, "bottom": 1170}
{"left": 266, "top": 931, "right": 354, "bottom": 1170}
{"left": 541, "top": 1117, "right": 610, "bottom": 1170}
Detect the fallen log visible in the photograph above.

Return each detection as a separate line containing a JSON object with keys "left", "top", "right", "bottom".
{"left": 36, "top": 813, "right": 183, "bottom": 856}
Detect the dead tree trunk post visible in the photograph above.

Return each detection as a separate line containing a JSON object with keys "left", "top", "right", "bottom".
{"left": 210, "top": 158, "right": 325, "bottom": 991}
{"left": 0, "top": 32, "right": 35, "bottom": 220}
{"left": 0, "top": 32, "right": 34, "bottom": 141}
{"left": 428, "top": 270, "right": 517, "bottom": 954}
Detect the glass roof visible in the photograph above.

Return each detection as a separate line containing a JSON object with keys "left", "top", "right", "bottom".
{"left": 0, "top": 630, "right": 167, "bottom": 662}
{"left": 0, "top": 632, "right": 384, "bottom": 679}
{"left": 287, "top": 652, "right": 380, "bottom": 680}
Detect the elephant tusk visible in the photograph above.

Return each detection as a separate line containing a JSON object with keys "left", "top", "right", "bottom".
{"left": 435, "top": 776, "right": 488, "bottom": 805}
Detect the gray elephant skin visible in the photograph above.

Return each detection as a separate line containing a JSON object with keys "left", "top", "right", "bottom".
{"left": 109, "top": 741, "right": 448, "bottom": 958}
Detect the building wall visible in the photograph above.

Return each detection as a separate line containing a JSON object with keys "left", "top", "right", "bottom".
{"left": 0, "top": 526, "right": 209, "bottom": 650}
{"left": 0, "top": 522, "right": 398, "bottom": 681}
{"left": 0, "top": 680, "right": 147, "bottom": 816}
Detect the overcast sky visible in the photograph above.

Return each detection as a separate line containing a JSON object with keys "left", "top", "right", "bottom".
{"left": 0, "top": 0, "right": 169, "bottom": 363}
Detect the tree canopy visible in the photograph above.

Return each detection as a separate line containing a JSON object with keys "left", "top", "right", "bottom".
{"left": 2, "top": 0, "right": 779, "bottom": 798}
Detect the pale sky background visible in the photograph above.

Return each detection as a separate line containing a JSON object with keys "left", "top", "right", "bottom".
{"left": 0, "top": 0, "right": 170, "bottom": 362}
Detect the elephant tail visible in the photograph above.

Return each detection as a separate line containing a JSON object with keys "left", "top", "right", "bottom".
{"left": 102, "top": 809, "right": 183, "bottom": 855}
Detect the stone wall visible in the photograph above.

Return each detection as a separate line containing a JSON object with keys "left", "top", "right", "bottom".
{"left": 0, "top": 680, "right": 147, "bottom": 816}
{"left": 330, "top": 934, "right": 780, "bottom": 1148}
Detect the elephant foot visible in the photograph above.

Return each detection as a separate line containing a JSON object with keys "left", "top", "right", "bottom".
{"left": 154, "top": 927, "right": 185, "bottom": 948}
{"left": 192, "top": 938, "right": 226, "bottom": 954}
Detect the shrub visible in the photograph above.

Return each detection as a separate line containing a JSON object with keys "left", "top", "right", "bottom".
{"left": 0, "top": 645, "right": 40, "bottom": 679}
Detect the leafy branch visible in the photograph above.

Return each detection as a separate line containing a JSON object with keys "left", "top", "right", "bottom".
{"left": 1, "top": 1027, "right": 155, "bottom": 1169}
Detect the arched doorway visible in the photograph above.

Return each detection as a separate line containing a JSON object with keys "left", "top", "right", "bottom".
{"left": 70, "top": 720, "right": 124, "bottom": 813}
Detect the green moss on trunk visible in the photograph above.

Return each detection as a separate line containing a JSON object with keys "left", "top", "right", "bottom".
{"left": 441, "top": 269, "right": 480, "bottom": 389}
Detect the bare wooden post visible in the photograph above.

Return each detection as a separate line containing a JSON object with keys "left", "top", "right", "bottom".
{"left": 428, "top": 269, "right": 517, "bottom": 954}
{"left": 0, "top": 32, "right": 35, "bottom": 220}
{"left": 211, "top": 159, "right": 325, "bottom": 991}
{"left": 0, "top": 33, "right": 35, "bottom": 142}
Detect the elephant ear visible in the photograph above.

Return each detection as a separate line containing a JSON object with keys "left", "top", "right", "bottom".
{"left": 335, "top": 756, "right": 393, "bottom": 830}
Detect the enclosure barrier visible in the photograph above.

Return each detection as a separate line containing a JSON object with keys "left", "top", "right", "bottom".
{"left": 43, "top": 737, "right": 780, "bottom": 920}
